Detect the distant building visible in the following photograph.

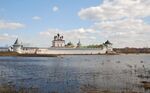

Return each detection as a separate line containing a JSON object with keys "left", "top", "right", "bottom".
{"left": 52, "top": 33, "right": 65, "bottom": 47}
{"left": 76, "top": 40, "right": 81, "bottom": 48}
{"left": 8, "top": 35, "right": 114, "bottom": 54}
{"left": 0, "top": 47, "right": 9, "bottom": 52}
{"left": 13, "top": 38, "right": 23, "bottom": 53}
{"left": 65, "top": 42, "right": 75, "bottom": 48}
{"left": 104, "top": 40, "right": 113, "bottom": 53}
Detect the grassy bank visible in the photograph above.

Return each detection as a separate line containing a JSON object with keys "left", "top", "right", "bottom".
{"left": 0, "top": 52, "right": 58, "bottom": 57}
{"left": 0, "top": 52, "right": 18, "bottom": 56}
{"left": 18, "top": 54, "right": 58, "bottom": 57}
{"left": 114, "top": 48, "right": 150, "bottom": 54}
{"left": 0, "top": 83, "right": 149, "bottom": 93}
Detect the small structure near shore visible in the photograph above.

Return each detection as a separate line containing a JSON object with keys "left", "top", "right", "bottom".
{"left": 104, "top": 40, "right": 114, "bottom": 54}
{"left": 76, "top": 40, "right": 81, "bottom": 48}
{"left": 12, "top": 38, "right": 23, "bottom": 53}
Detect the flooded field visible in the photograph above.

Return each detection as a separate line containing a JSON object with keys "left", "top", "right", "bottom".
{"left": 0, "top": 54, "right": 150, "bottom": 93}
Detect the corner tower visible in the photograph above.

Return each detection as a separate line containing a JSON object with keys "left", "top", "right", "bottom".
{"left": 13, "top": 38, "right": 23, "bottom": 53}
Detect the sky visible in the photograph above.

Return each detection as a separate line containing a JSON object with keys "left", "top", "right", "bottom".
{"left": 0, "top": 0, "right": 150, "bottom": 48}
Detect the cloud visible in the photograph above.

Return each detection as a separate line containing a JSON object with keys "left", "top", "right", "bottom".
{"left": 52, "top": 6, "right": 59, "bottom": 12}
{"left": 32, "top": 16, "right": 41, "bottom": 20}
{"left": 78, "top": 0, "right": 150, "bottom": 21}
{"left": 77, "top": 0, "right": 150, "bottom": 47}
{"left": 39, "top": 0, "right": 150, "bottom": 47}
{"left": 39, "top": 28, "right": 98, "bottom": 45}
{"left": 0, "top": 33, "right": 17, "bottom": 41}
{"left": 0, "top": 21, "right": 25, "bottom": 30}
{"left": 39, "top": 18, "right": 150, "bottom": 47}
{"left": 93, "top": 18, "right": 150, "bottom": 47}
{"left": 40, "top": 28, "right": 97, "bottom": 39}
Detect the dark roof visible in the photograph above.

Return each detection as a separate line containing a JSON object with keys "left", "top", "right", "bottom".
{"left": 105, "top": 40, "right": 112, "bottom": 45}
{"left": 14, "top": 38, "right": 19, "bottom": 45}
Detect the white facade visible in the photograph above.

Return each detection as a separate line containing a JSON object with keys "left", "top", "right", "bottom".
{"left": 104, "top": 40, "right": 113, "bottom": 53}
{"left": 12, "top": 38, "right": 23, "bottom": 53}
{"left": 52, "top": 41, "right": 65, "bottom": 47}
{"left": 36, "top": 48, "right": 107, "bottom": 55}
{"left": 11, "top": 37, "right": 113, "bottom": 54}
{"left": 21, "top": 47, "right": 38, "bottom": 54}
{"left": 52, "top": 33, "right": 65, "bottom": 47}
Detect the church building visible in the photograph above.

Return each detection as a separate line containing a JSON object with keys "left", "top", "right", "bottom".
{"left": 52, "top": 33, "right": 65, "bottom": 47}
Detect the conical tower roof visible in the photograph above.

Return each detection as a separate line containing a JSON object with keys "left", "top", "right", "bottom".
{"left": 14, "top": 38, "right": 19, "bottom": 45}
{"left": 105, "top": 40, "right": 112, "bottom": 45}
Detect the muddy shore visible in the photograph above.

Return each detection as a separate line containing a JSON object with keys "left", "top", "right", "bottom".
{"left": 0, "top": 52, "right": 58, "bottom": 57}
{"left": 0, "top": 52, "right": 118, "bottom": 57}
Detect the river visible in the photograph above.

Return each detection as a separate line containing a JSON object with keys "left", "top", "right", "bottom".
{"left": 0, "top": 54, "right": 150, "bottom": 93}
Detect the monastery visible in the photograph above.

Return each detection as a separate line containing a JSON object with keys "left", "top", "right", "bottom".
{"left": 10, "top": 33, "right": 113, "bottom": 54}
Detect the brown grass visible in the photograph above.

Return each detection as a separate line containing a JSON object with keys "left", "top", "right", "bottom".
{"left": 80, "top": 84, "right": 144, "bottom": 93}
{"left": 141, "top": 81, "right": 150, "bottom": 89}
{"left": 0, "top": 52, "right": 18, "bottom": 56}
{"left": 0, "top": 84, "right": 40, "bottom": 93}
{"left": 0, "top": 52, "right": 58, "bottom": 57}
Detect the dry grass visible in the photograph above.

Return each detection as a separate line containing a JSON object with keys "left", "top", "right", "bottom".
{"left": 0, "top": 52, "right": 58, "bottom": 57}
{"left": 80, "top": 84, "right": 144, "bottom": 93}
{"left": 0, "top": 84, "right": 40, "bottom": 93}
{"left": 141, "top": 81, "right": 150, "bottom": 89}
{"left": 0, "top": 84, "right": 17, "bottom": 93}
{"left": 0, "top": 52, "right": 18, "bottom": 56}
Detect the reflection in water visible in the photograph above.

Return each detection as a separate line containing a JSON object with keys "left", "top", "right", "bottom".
{"left": 0, "top": 55, "right": 149, "bottom": 93}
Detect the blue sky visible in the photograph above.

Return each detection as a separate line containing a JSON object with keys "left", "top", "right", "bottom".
{"left": 0, "top": 0, "right": 150, "bottom": 48}
{"left": 0, "top": 0, "right": 101, "bottom": 47}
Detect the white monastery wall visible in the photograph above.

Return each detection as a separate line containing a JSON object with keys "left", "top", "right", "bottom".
{"left": 36, "top": 48, "right": 107, "bottom": 54}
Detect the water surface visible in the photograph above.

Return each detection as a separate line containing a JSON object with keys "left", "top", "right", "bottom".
{"left": 0, "top": 54, "right": 150, "bottom": 93}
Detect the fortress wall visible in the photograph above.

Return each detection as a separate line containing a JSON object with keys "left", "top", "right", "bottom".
{"left": 36, "top": 48, "right": 107, "bottom": 54}
{"left": 21, "top": 49, "right": 37, "bottom": 54}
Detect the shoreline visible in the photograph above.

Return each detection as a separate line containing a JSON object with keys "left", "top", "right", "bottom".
{"left": 0, "top": 52, "right": 150, "bottom": 57}
{"left": 0, "top": 52, "right": 58, "bottom": 57}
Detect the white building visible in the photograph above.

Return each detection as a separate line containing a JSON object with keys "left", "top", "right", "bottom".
{"left": 52, "top": 33, "right": 65, "bottom": 47}
{"left": 104, "top": 40, "right": 113, "bottom": 53}
{"left": 10, "top": 36, "right": 114, "bottom": 54}
{"left": 12, "top": 38, "right": 23, "bottom": 53}
{"left": 76, "top": 40, "right": 81, "bottom": 48}
{"left": 22, "top": 47, "right": 38, "bottom": 54}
